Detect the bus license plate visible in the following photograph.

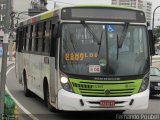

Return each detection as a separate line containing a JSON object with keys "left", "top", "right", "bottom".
{"left": 100, "top": 100, "right": 115, "bottom": 107}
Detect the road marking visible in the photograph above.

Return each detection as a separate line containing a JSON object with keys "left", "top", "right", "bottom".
{"left": 6, "top": 65, "right": 39, "bottom": 120}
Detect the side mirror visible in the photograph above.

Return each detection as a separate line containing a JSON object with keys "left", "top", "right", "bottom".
{"left": 147, "top": 22, "right": 150, "bottom": 27}
{"left": 148, "top": 30, "right": 155, "bottom": 56}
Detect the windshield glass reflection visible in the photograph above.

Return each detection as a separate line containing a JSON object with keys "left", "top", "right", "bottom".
{"left": 60, "top": 23, "right": 149, "bottom": 76}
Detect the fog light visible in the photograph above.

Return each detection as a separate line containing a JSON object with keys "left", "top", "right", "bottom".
{"left": 63, "top": 83, "right": 70, "bottom": 90}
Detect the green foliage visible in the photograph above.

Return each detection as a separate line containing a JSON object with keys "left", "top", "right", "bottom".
{"left": 4, "top": 93, "right": 15, "bottom": 115}
{"left": 153, "top": 27, "right": 160, "bottom": 43}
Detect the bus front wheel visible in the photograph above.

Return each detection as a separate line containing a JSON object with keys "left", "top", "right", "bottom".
{"left": 44, "top": 83, "right": 58, "bottom": 112}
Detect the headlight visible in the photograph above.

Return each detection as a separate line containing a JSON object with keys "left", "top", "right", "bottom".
{"left": 139, "top": 75, "right": 149, "bottom": 92}
{"left": 61, "top": 77, "right": 68, "bottom": 84}
{"left": 60, "top": 74, "right": 73, "bottom": 92}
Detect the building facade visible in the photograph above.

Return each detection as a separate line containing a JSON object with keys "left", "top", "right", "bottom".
{"left": 111, "top": 0, "right": 152, "bottom": 23}
{"left": 142, "top": 0, "right": 152, "bottom": 23}
{"left": 0, "top": 0, "right": 12, "bottom": 41}
{"left": 13, "top": 0, "right": 30, "bottom": 24}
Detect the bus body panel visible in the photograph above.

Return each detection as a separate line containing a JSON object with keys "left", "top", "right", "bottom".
{"left": 58, "top": 89, "right": 149, "bottom": 111}
{"left": 41, "top": 56, "right": 50, "bottom": 99}
{"left": 21, "top": 53, "right": 58, "bottom": 103}
{"left": 28, "top": 54, "right": 42, "bottom": 97}
{"left": 15, "top": 52, "right": 23, "bottom": 84}
{"left": 23, "top": 53, "right": 30, "bottom": 87}
{"left": 50, "top": 57, "right": 57, "bottom": 103}
{"left": 22, "top": 53, "right": 55, "bottom": 100}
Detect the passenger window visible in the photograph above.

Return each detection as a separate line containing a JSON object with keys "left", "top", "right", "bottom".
{"left": 31, "top": 25, "right": 35, "bottom": 52}
{"left": 44, "top": 21, "right": 51, "bottom": 54}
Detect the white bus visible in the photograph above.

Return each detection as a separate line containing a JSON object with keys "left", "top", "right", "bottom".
{"left": 16, "top": 5, "right": 154, "bottom": 112}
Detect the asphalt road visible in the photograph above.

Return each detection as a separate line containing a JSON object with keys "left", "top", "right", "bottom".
{"left": 5, "top": 62, "right": 160, "bottom": 120}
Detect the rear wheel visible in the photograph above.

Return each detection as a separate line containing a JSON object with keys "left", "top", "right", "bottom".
{"left": 23, "top": 72, "right": 32, "bottom": 97}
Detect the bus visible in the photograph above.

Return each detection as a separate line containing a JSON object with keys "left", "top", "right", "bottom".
{"left": 16, "top": 5, "right": 154, "bottom": 112}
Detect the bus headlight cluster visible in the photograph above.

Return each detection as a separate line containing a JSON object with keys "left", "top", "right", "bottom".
{"left": 139, "top": 75, "right": 149, "bottom": 93}
{"left": 60, "top": 75, "right": 73, "bottom": 92}
{"left": 61, "top": 77, "right": 68, "bottom": 84}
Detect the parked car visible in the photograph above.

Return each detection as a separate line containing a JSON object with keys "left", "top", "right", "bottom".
{"left": 150, "top": 66, "right": 160, "bottom": 95}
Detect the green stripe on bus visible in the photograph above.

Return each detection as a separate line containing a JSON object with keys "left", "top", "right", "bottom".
{"left": 69, "top": 78, "right": 142, "bottom": 97}
{"left": 40, "top": 11, "right": 54, "bottom": 21}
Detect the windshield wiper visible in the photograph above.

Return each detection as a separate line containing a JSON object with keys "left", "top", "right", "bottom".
{"left": 81, "top": 20, "right": 101, "bottom": 45}
{"left": 116, "top": 22, "right": 129, "bottom": 60}
{"left": 116, "top": 34, "right": 119, "bottom": 60}
{"left": 118, "top": 22, "right": 129, "bottom": 48}
{"left": 97, "top": 30, "right": 103, "bottom": 55}
{"left": 81, "top": 20, "right": 102, "bottom": 56}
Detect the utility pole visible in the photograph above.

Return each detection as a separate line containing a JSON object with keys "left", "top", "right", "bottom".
{"left": 28, "top": 0, "right": 47, "bottom": 16}
{"left": 0, "top": 0, "right": 11, "bottom": 117}
{"left": 151, "top": 6, "right": 160, "bottom": 65}
{"left": 152, "top": 6, "right": 160, "bottom": 30}
{"left": 8, "top": 11, "right": 15, "bottom": 61}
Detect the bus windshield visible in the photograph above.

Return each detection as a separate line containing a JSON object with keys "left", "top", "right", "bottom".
{"left": 60, "top": 23, "right": 149, "bottom": 76}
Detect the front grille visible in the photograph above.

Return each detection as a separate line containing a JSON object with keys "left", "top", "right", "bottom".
{"left": 70, "top": 78, "right": 142, "bottom": 97}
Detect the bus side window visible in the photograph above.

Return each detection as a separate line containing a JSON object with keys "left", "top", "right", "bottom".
{"left": 21, "top": 29, "right": 24, "bottom": 51}
{"left": 26, "top": 26, "right": 31, "bottom": 51}
{"left": 31, "top": 25, "right": 36, "bottom": 52}
{"left": 23, "top": 27, "right": 28, "bottom": 51}
{"left": 38, "top": 22, "right": 43, "bottom": 52}
{"left": 18, "top": 29, "right": 23, "bottom": 52}
{"left": 22, "top": 28, "right": 24, "bottom": 50}
{"left": 16, "top": 29, "right": 19, "bottom": 51}
{"left": 28, "top": 25, "right": 33, "bottom": 51}
{"left": 34, "top": 24, "right": 39, "bottom": 52}
{"left": 50, "top": 23, "right": 56, "bottom": 57}
{"left": 44, "top": 21, "right": 51, "bottom": 54}
{"left": 42, "top": 21, "right": 46, "bottom": 53}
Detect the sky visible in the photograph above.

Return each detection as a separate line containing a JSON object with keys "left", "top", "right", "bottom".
{"left": 47, "top": 0, "right": 111, "bottom": 9}
{"left": 46, "top": 0, "right": 160, "bottom": 27}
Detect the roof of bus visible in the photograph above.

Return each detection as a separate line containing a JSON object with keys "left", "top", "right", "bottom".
{"left": 76, "top": 4, "right": 140, "bottom": 10}
{"left": 19, "top": 5, "right": 143, "bottom": 27}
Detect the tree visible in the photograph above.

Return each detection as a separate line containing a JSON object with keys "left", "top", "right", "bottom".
{"left": 153, "top": 26, "right": 160, "bottom": 43}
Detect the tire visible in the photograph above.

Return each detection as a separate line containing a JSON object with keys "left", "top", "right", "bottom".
{"left": 23, "top": 72, "right": 32, "bottom": 97}
{"left": 44, "top": 84, "right": 58, "bottom": 112}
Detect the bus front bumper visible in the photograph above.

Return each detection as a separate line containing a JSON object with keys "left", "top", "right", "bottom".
{"left": 58, "top": 89, "right": 149, "bottom": 111}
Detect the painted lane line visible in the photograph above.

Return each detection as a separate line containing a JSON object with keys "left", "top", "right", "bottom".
{"left": 6, "top": 65, "right": 39, "bottom": 120}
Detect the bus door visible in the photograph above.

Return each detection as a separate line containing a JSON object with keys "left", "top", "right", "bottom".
{"left": 28, "top": 24, "right": 42, "bottom": 95}
{"left": 16, "top": 28, "right": 23, "bottom": 84}
{"left": 49, "top": 22, "right": 59, "bottom": 103}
